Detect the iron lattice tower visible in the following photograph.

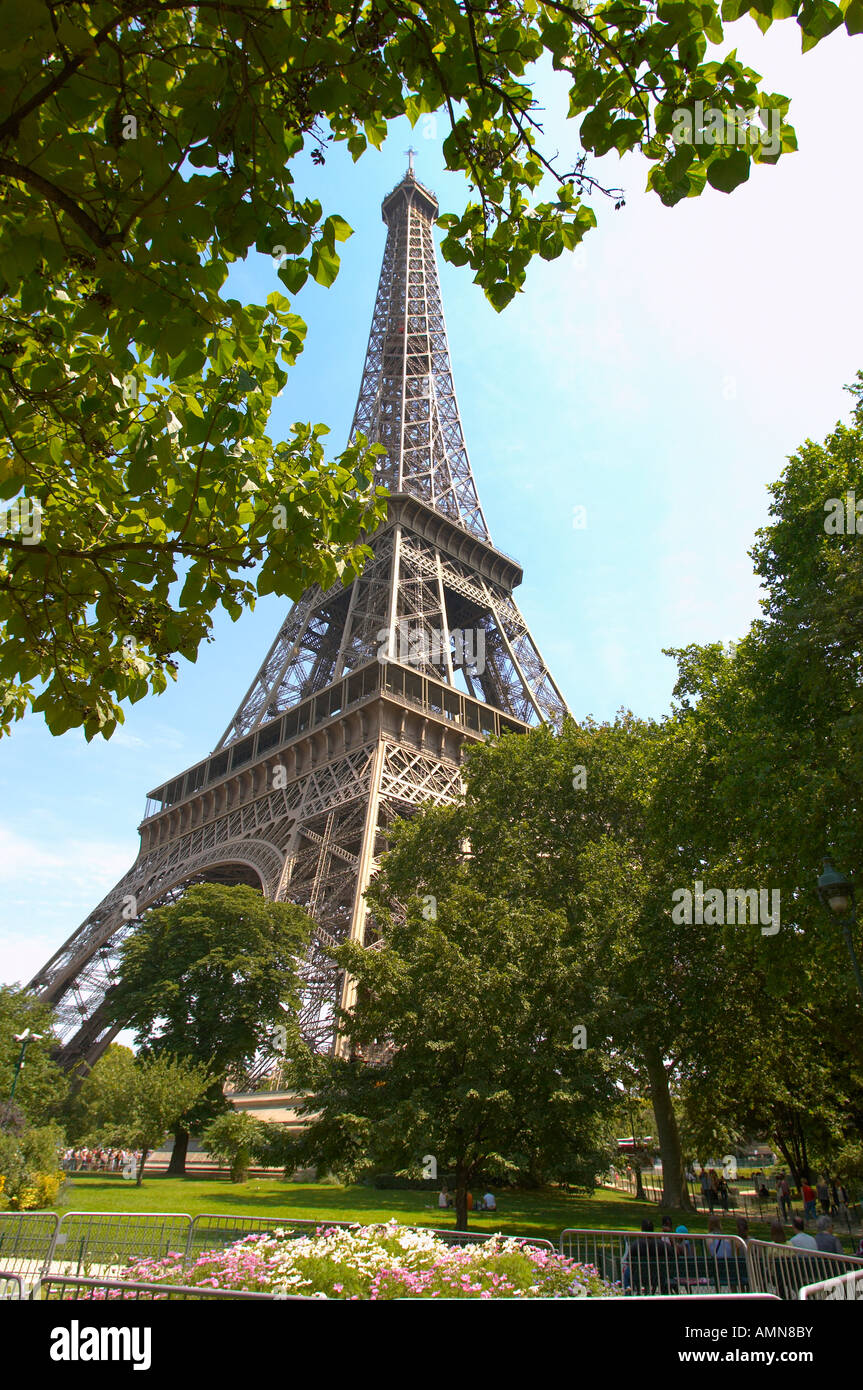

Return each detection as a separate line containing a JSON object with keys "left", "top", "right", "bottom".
{"left": 29, "top": 168, "right": 569, "bottom": 1074}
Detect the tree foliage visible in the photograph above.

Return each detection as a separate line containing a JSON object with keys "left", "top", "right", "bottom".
{"left": 293, "top": 840, "right": 614, "bottom": 1228}
{"left": 102, "top": 882, "right": 312, "bottom": 1169}
{"left": 0, "top": 0, "right": 840, "bottom": 735}
{"left": 201, "top": 1108, "right": 271, "bottom": 1182}
{"left": 105, "top": 883, "right": 312, "bottom": 1073}
{"left": 78, "top": 1046, "right": 212, "bottom": 1183}
{"left": 0, "top": 984, "right": 68, "bottom": 1124}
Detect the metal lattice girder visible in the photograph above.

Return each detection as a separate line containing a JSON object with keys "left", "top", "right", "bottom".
{"left": 29, "top": 167, "right": 570, "bottom": 1071}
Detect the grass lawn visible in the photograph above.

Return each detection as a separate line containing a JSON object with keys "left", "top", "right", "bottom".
{"left": 54, "top": 1174, "right": 782, "bottom": 1246}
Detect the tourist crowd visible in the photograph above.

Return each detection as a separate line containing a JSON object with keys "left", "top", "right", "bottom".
{"left": 61, "top": 1147, "right": 141, "bottom": 1174}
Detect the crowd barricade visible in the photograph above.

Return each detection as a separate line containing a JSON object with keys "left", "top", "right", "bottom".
{"left": 559, "top": 1228, "right": 749, "bottom": 1296}
{"left": 746, "top": 1239, "right": 863, "bottom": 1300}
{"left": 0, "top": 1270, "right": 26, "bottom": 1300}
{"left": 0, "top": 1211, "right": 59, "bottom": 1281}
{"left": 799, "top": 1266, "right": 863, "bottom": 1301}
{"left": 39, "top": 1273, "right": 301, "bottom": 1300}
{"left": 185, "top": 1212, "right": 358, "bottom": 1261}
{"left": 50, "top": 1211, "right": 193, "bottom": 1278}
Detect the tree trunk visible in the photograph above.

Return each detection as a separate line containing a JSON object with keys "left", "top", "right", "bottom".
{"left": 167, "top": 1124, "right": 189, "bottom": 1176}
{"left": 643, "top": 1041, "right": 693, "bottom": 1211}
{"left": 773, "top": 1131, "right": 802, "bottom": 1189}
{"left": 136, "top": 1148, "right": 148, "bottom": 1187}
{"left": 230, "top": 1145, "right": 250, "bottom": 1183}
{"left": 454, "top": 1161, "right": 469, "bottom": 1231}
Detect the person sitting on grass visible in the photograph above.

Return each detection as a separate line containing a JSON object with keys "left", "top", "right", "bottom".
{"left": 815, "top": 1216, "right": 844, "bottom": 1254}
{"left": 622, "top": 1220, "right": 655, "bottom": 1291}
{"left": 484, "top": 1191, "right": 496, "bottom": 1211}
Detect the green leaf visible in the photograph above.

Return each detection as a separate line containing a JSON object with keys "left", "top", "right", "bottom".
{"left": 310, "top": 242, "right": 340, "bottom": 288}
{"left": 844, "top": 0, "right": 863, "bottom": 30}
{"left": 278, "top": 258, "right": 309, "bottom": 294}
{"left": 706, "top": 149, "right": 751, "bottom": 192}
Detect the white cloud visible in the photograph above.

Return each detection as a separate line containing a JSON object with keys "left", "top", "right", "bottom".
{"left": 0, "top": 824, "right": 134, "bottom": 987}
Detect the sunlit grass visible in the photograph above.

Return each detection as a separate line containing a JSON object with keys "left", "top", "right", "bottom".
{"left": 54, "top": 1174, "right": 780, "bottom": 1244}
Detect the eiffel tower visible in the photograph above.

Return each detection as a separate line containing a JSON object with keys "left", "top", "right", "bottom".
{"left": 29, "top": 163, "right": 569, "bottom": 1074}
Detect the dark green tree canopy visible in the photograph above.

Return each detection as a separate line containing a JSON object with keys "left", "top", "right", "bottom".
{"left": 295, "top": 814, "right": 614, "bottom": 1226}
{"left": 104, "top": 882, "right": 312, "bottom": 1078}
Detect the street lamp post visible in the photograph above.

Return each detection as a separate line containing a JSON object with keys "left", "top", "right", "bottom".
{"left": 817, "top": 858, "right": 863, "bottom": 1007}
{"left": 9, "top": 1028, "right": 43, "bottom": 1102}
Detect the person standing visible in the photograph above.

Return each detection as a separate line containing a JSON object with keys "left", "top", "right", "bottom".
{"left": 700, "top": 1168, "right": 711, "bottom": 1211}
{"left": 777, "top": 1172, "right": 792, "bottom": 1221}
{"left": 801, "top": 1178, "right": 817, "bottom": 1222}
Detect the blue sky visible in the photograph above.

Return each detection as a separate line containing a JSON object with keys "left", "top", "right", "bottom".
{"left": 2, "top": 21, "right": 862, "bottom": 985}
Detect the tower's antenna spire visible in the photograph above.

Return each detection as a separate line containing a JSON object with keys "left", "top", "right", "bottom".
{"left": 405, "top": 145, "right": 417, "bottom": 175}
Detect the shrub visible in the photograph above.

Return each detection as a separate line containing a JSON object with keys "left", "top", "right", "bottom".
{"left": 201, "top": 1111, "right": 268, "bottom": 1182}
{"left": 0, "top": 1122, "right": 64, "bottom": 1209}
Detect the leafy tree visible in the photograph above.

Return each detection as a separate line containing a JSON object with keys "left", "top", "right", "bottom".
{"left": 428, "top": 716, "right": 715, "bottom": 1210}
{"left": 655, "top": 376, "right": 863, "bottom": 1187}
{"left": 0, "top": 0, "right": 830, "bottom": 736}
{"left": 201, "top": 1108, "right": 269, "bottom": 1183}
{"left": 0, "top": 984, "right": 68, "bottom": 1124}
{"left": 294, "top": 858, "right": 614, "bottom": 1230}
{"left": 68, "top": 1041, "right": 135, "bottom": 1142}
{"left": 103, "top": 883, "right": 312, "bottom": 1173}
{"left": 79, "top": 1049, "right": 212, "bottom": 1184}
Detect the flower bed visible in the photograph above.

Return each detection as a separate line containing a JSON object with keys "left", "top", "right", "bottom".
{"left": 119, "top": 1221, "right": 616, "bottom": 1299}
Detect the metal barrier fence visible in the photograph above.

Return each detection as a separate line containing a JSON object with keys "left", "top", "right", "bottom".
{"left": 14, "top": 1214, "right": 863, "bottom": 1299}
{"left": 799, "top": 1267, "right": 863, "bottom": 1301}
{"left": 0, "top": 1214, "right": 555, "bottom": 1298}
{"left": 746, "top": 1239, "right": 863, "bottom": 1300}
{"left": 50, "top": 1211, "right": 193, "bottom": 1277}
{"left": 0, "top": 1270, "right": 26, "bottom": 1300}
{"left": 0, "top": 1211, "right": 59, "bottom": 1281}
{"left": 559, "top": 1228, "right": 750, "bottom": 1296}
{"left": 604, "top": 1172, "right": 861, "bottom": 1233}
{"left": 0, "top": 1210, "right": 555, "bottom": 1288}
{"left": 184, "top": 1213, "right": 360, "bottom": 1262}
{"left": 40, "top": 1273, "right": 297, "bottom": 1301}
